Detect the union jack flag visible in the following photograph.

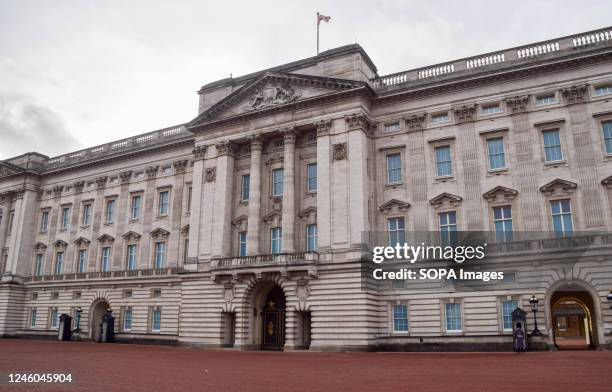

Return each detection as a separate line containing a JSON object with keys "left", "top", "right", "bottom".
{"left": 317, "top": 12, "right": 331, "bottom": 25}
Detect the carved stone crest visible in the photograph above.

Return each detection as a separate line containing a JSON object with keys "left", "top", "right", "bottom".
{"left": 119, "top": 171, "right": 133, "bottom": 183}
{"left": 332, "top": 143, "right": 348, "bottom": 161}
{"left": 405, "top": 113, "right": 426, "bottom": 132}
{"left": 173, "top": 160, "right": 188, "bottom": 174}
{"left": 505, "top": 95, "right": 530, "bottom": 114}
{"left": 315, "top": 120, "right": 332, "bottom": 137}
{"left": 453, "top": 104, "right": 477, "bottom": 123}
{"left": 73, "top": 181, "right": 85, "bottom": 192}
{"left": 145, "top": 166, "right": 159, "bottom": 179}
{"left": 193, "top": 145, "right": 207, "bottom": 160}
{"left": 561, "top": 85, "right": 588, "bottom": 105}
{"left": 246, "top": 84, "right": 301, "bottom": 111}
{"left": 205, "top": 167, "right": 217, "bottom": 182}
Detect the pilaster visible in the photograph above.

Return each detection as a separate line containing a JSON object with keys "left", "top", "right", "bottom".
{"left": 281, "top": 129, "right": 296, "bottom": 253}
{"left": 211, "top": 141, "right": 235, "bottom": 258}
{"left": 315, "top": 120, "right": 332, "bottom": 251}
{"left": 246, "top": 136, "right": 263, "bottom": 255}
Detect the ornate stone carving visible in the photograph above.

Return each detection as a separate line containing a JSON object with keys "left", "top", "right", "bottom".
{"left": 248, "top": 135, "right": 264, "bottom": 151}
{"left": 193, "top": 145, "right": 207, "bottom": 160}
{"left": 282, "top": 129, "right": 297, "bottom": 144}
{"left": 345, "top": 114, "right": 369, "bottom": 131}
{"left": 0, "top": 191, "right": 14, "bottom": 204}
{"left": 54, "top": 239, "right": 68, "bottom": 250}
{"left": 119, "top": 171, "right": 133, "bottom": 183}
{"left": 429, "top": 192, "right": 463, "bottom": 208}
{"left": 149, "top": 227, "right": 170, "bottom": 240}
{"left": 505, "top": 95, "right": 530, "bottom": 114}
{"left": 97, "top": 234, "right": 115, "bottom": 245}
{"left": 379, "top": 199, "right": 411, "bottom": 214}
{"left": 246, "top": 84, "right": 301, "bottom": 111}
{"left": 145, "top": 165, "right": 159, "bottom": 179}
{"left": 95, "top": 176, "right": 108, "bottom": 189}
{"left": 332, "top": 143, "right": 348, "bottom": 161}
{"left": 33, "top": 242, "right": 47, "bottom": 252}
{"left": 51, "top": 185, "right": 63, "bottom": 198}
{"left": 173, "top": 160, "right": 188, "bottom": 174}
{"left": 73, "top": 237, "right": 91, "bottom": 246}
{"left": 561, "top": 85, "right": 588, "bottom": 105}
{"left": 602, "top": 175, "right": 612, "bottom": 189}
{"left": 315, "top": 120, "right": 332, "bottom": 137}
{"left": 205, "top": 167, "right": 217, "bottom": 182}
{"left": 539, "top": 178, "right": 577, "bottom": 196}
{"left": 11, "top": 188, "right": 25, "bottom": 200}
{"left": 482, "top": 186, "right": 519, "bottom": 201}
{"left": 215, "top": 141, "right": 234, "bottom": 156}
{"left": 453, "top": 104, "right": 477, "bottom": 123}
{"left": 73, "top": 181, "right": 85, "bottom": 193}
{"left": 121, "top": 231, "right": 141, "bottom": 242}
{"left": 405, "top": 113, "right": 426, "bottom": 132}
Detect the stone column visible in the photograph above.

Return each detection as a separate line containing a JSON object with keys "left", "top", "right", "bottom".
{"left": 187, "top": 145, "right": 206, "bottom": 268}
{"left": 5, "top": 187, "right": 38, "bottom": 277}
{"left": 281, "top": 129, "right": 296, "bottom": 253}
{"left": 315, "top": 120, "right": 332, "bottom": 252}
{"left": 139, "top": 166, "right": 158, "bottom": 269}
{"left": 169, "top": 159, "right": 187, "bottom": 266}
{"left": 0, "top": 191, "right": 13, "bottom": 266}
{"left": 246, "top": 136, "right": 263, "bottom": 255}
{"left": 211, "top": 141, "right": 235, "bottom": 258}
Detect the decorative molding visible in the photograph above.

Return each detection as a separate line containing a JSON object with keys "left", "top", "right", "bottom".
{"left": 205, "top": 167, "right": 217, "bottom": 182}
{"left": 193, "top": 145, "right": 207, "bottom": 160}
{"left": 482, "top": 186, "right": 519, "bottom": 201}
{"left": 345, "top": 114, "right": 370, "bottom": 131}
{"left": 216, "top": 141, "right": 234, "bottom": 157}
{"left": 379, "top": 199, "right": 411, "bottom": 214}
{"left": 282, "top": 128, "right": 297, "bottom": 144}
{"left": 145, "top": 165, "right": 159, "bottom": 179}
{"left": 173, "top": 160, "right": 188, "bottom": 174}
{"left": 0, "top": 191, "right": 14, "bottom": 205}
{"left": 73, "top": 181, "right": 85, "bottom": 192}
{"left": 315, "top": 120, "right": 332, "bottom": 137}
{"left": 405, "top": 113, "right": 426, "bottom": 132}
{"left": 452, "top": 104, "right": 477, "bottom": 123}
{"left": 53, "top": 239, "right": 68, "bottom": 250}
{"left": 245, "top": 83, "right": 301, "bottom": 111}
{"left": 33, "top": 242, "right": 48, "bottom": 252}
{"left": 332, "top": 143, "right": 348, "bottom": 161}
{"left": 180, "top": 224, "right": 190, "bottom": 235}
{"left": 539, "top": 178, "right": 578, "bottom": 195}
{"left": 149, "top": 227, "right": 170, "bottom": 240}
{"left": 121, "top": 231, "right": 141, "bottom": 242}
{"left": 504, "top": 95, "right": 530, "bottom": 114}
{"left": 429, "top": 192, "right": 463, "bottom": 208}
{"left": 95, "top": 176, "right": 108, "bottom": 189}
{"left": 52, "top": 185, "right": 63, "bottom": 198}
{"left": 231, "top": 215, "right": 248, "bottom": 229}
{"left": 602, "top": 175, "right": 612, "bottom": 189}
{"left": 73, "top": 237, "right": 91, "bottom": 246}
{"left": 561, "top": 84, "right": 588, "bottom": 105}
{"left": 97, "top": 234, "right": 115, "bottom": 244}
{"left": 119, "top": 171, "right": 133, "bottom": 184}
{"left": 248, "top": 135, "right": 264, "bottom": 151}
{"left": 298, "top": 206, "right": 317, "bottom": 220}
{"left": 262, "top": 209, "right": 282, "bottom": 224}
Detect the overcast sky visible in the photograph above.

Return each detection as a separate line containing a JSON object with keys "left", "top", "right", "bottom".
{"left": 1, "top": 0, "right": 611, "bottom": 159}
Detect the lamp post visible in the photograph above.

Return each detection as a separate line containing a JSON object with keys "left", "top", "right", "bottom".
{"left": 529, "top": 295, "right": 541, "bottom": 336}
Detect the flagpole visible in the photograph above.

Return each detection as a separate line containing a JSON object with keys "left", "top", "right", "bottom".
{"left": 316, "top": 12, "right": 320, "bottom": 55}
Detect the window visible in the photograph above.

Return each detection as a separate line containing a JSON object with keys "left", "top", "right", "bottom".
{"left": 77, "top": 249, "right": 87, "bottom": 273}
{"left": 551, "top": 199, "right": 573, "bottom": 237}
{"left": 238, "top": 232, "right": 247, "bottom": 257}
{"left": 101, "top": 247, "right": 110, "bottom": 272}
{"left": 435, "top": 146, "right": 452, "bottom": 177}
{"left": 123, "top": 307, "right": 133, "bottom": 331}
{"left": 536, "top": 94, "right": 556, "bottom": 106}
{"left": 82, "top": 204, "right": 92, "bottom": 226}
{"left": 72, "top": 307, "right": 81, "bottom": 329}
{"left": 1, "top": 251, "right": 7, "bottom": 274}
{"left": 445, "top": 303, "right": 462, "bottom": 332}
{"left": 40, "top": 211, "right": 49, "bottom": 232}
{"left": 595, "top": 85, "right": 612, "bottom": 96}
{"left": 487, "top": 138, "right": 506, "bottom": 170}
{"left": 187, "top": 186, "right": 192, "bottom": 212}
{"left": 603, "top": 121, "right": 612, "bottom": 155}
{"left": 307, "top": 163, "right": 317, "bottom": 192}
{"left": 392, "top": 304, "right": 409, "bottom": 332}
{"left": 30, "top": 308, "right": 37, "bottom": 328}
{"left": 151, "top": 307, "right": 162, "bottom": 332}
{"left": 272, "top": 168, "right": 284, "bottom": 197}
{"left": 387, "top": 217, "right": 406, "bottom": 246}
{"left": 126, "top": 244, "right": 137, "bottom": 270}
{"left": 501, "top": 300, "right": 519, "bottom": 331}
{"left": 482, "top": 103, "right": 502, "bottom": 115}
{"left": 154, "top": 242, "right": 166, "bottom": 269}
{"left": 502, "top": 272, "right": 515, "bottom": 283}
{"left": 493, "top": 206, "right": 513, "bottom": 242}
{"left": 271, "top": 227, "right": 282, "bottom": 254}
{"left": 306, "top": 224, "right": 317, "bottom": 252}
{"left": 158, "top": 191, "right": 169, "bottom": 215}
{"left": 35, "top": 254, "right": 44, "bottom": 276}
{"left": 386, "top": 153, "right": 402, "bottom": 184}
{"left": 7, "top": 211, "right": 14, "bottom": 235}
{"left": 431, "top": 112, "right": 449, "bottom": 124}
{"left": 123, "top": 290, "right": 133, "bottom": 298}
{"left": 543, "top": 129, "right": 563, "bottom": 162}
{"left": 54, "top": 252, "right": 64, "bottom": 275}
{"left": 241, "top": 175, "right": 250, "bottom": 201}
{"left": 439, "top": 212, "right": 457, "bottom": 246}
{"left": 183, "top": 239, "right": 189, "bottom": 262}
{"left": 61, "top": 207, "right": 70, "bottom": 230}
{"left": 50, "top": 307, "right": 59, "bottom": 329}
{"left": 131, "top": 195, "right": 142, "bottom": 220}
{"left": 384, "top": 122, "right": 401, "bottom": 133}
{"left": 105, "top": 199, "right": 116, "bottom": 223}
{"left": 151, "top": 289, "right": 162, "bottom": 298}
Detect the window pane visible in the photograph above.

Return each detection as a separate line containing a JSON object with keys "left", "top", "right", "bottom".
{"left": 307, "top": 163, "right": 317, "bottom": 192}
{"left": 435, "top": 146, "right": 452, "bottom": 176}
{"left": 393, "top": 304, "right": 409, "bottom": 332}
{"left": 386, "top": 154, "right": 402, "bottom": 184}
{"left": 242, "top": 175, "right": 250, "bottom": 201}
{"left": 272, "top": 169, "right": 284, "bottom": 196}
{"left": 604, "top": 122, "right": 612, "bottom": 154}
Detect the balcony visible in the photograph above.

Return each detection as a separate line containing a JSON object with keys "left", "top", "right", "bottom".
{"left": 210, "top": 252, "right": 319, "bottom": 280}
{"left": 23, "top": 267, "right": 181, "bottom": 283}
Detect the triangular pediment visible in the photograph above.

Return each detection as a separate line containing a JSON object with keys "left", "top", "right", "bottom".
{"left": 482, "top": 186, "right": 518, "bottom": 201}
{"left": 231, "top": 215, "right": 248, "bottom": 228}
{"left": 429, "top": 192, "right": 463, "bottom": 207}
{"left": 33, "top": 242, "right": 48, "bottom": 251}
{"left": 97, "top": 234, "right": 115, "bottom": 243}
{"left": 189, "top": 72, "right": 367, "bottom": 126}
{"left": 379, "top": 199, "right": 411, "bottom": 214}
{"left": 73, "top": 236, "right": 91, "bottom": 246}
{"left": 602, "top": 174, "right": 612, "bottom": 187}
{"left": 0, "top": 160, "right": 25, "bottom": 178}
{"left": 149, "top": 228, "right": 170, "bottom": 239}
{"left": 121, "top": 231, "right": 141, "bottom": 242}
{"left": 262, "top": 209, "right": 282, "bottom": 223}
{"left": 53, "top": 239, "right": 68, "bottom": 248}
{"left": 539, "top": 178, "right": 577, "bottom": 195}
{"left": 298, "top": 206, "right": 317, "bottom": 219}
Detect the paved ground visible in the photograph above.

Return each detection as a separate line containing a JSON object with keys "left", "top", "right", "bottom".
{"left": 1, "top": 339, "right": 611, "bottom": 392}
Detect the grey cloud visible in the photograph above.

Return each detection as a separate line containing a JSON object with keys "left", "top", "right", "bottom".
{"left": 0, "top": 97, "right": 81, "bottom": 159}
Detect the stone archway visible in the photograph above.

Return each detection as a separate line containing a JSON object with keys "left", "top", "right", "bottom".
{"left": 90, "top": 299, "right": 111, "bottom": 342}
{"left": 545, "top": 279, "right": 603, "bottom": 349}
{"left": 247, "top": 280, "right": 286, "bottom": 350}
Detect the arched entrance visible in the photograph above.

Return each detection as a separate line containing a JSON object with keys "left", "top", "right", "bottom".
{"left": 90, "top": 299, "right": 111, "bottom": 342}
{"left": 547, "top": 281, "right": 601, "bottom": 350}
{"left": 248, "top": 282, "right": 286, "bottom": 350}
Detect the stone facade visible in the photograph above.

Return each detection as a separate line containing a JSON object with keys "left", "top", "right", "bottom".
{"left": 1, "top": 27, "right": 612, "bottom": 351}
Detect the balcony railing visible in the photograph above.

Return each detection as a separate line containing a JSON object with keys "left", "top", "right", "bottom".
{"left": 23, "top": 267, "right": 181, "bottom": 283}
{"left": 211, "top": 252, "right": 319, "bottom": 269}
{"left": 371, "top": 27, "right": 612, "bottom": 88}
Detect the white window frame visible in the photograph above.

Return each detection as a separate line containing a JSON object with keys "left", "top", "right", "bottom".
{"left": 126, "top": 244, "right": 137, "bottom": 270}
{"left": 241, "top": 174, "right": 250, "bottom": 202}
{"left": 100, "top": 247, "right": 111, "bottom": 272}
{"left": 131, "top": 195, "right": 142, "bottom": 220}
{"left": 392, "top": 303, "right": 409, "bottom": 333}
{"left": 306, "top": 224, "right": 317, "bottom": 252}
{"left": 77, "top": 249, "right": 87, "bottom": 273}
{"left": 486, "top": 137, "right": 506, "bottom": 170}
{"left": 434, "top": 145, "right": 453, "bottom": 177}
{"left": 154, "top": 242, "right": 166, "bottom": 269}
{"left": 307, "top": 163, "right": 317, "bottom": 193}
{"left": 271, "top": 227, "right": 282, "bottom": 254}
{"left": 386, "top": 153, "right": 402, "bottom": 184}
{"left": 238, "top": 232, "right": 247, "bottom": 257}
{"left": 272, "top": 168, "right": 284, "bottom": 197}
{"left": 158, "top": 190, "right": 170, "bottom": 216}
{"left": 444, "top": 302, "right": 463, "bottom": 333}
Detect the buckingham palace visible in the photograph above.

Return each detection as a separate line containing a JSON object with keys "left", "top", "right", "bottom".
{"left": 1, "top": 26, "right": 612, "bottom": 351}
